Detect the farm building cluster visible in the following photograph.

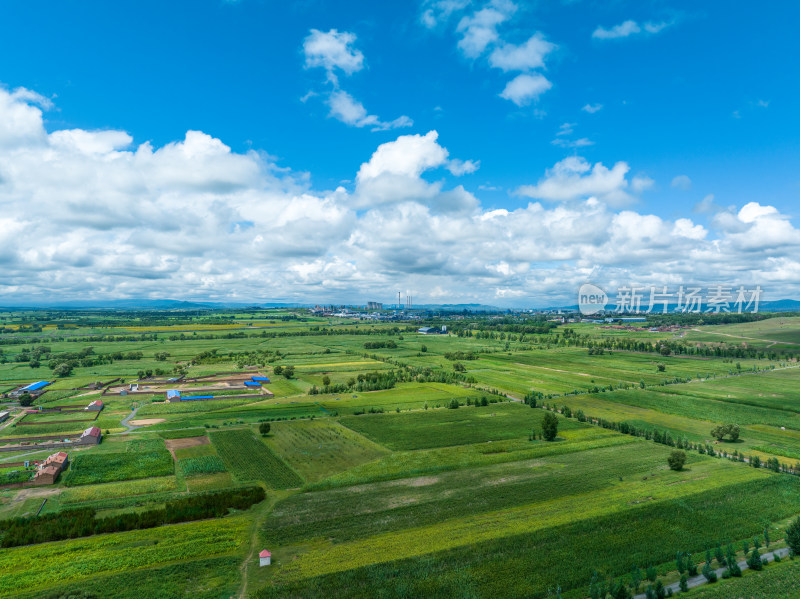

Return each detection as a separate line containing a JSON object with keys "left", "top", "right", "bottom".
{"left": 6, "top": 380, "right": 52, "bottom": 399}
{"left": 0, "top": 426, "right": 102, "bottom": 454}
{"left": 165, "top": 375, "right": 272, "bottom": 402}
{"left": 32, "top": 451, "right": 69, "bottom": 485}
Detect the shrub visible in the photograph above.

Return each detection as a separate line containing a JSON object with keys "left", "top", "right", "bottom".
{"left": 667, "top": 450, "right": 686, "bottom": 471}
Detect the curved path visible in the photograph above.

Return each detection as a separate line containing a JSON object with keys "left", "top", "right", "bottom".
{"left": 120, "top": 405, "right": 142, "bottom": 432}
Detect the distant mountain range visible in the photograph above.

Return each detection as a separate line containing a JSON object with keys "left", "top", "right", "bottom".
{"left": 0, "top": 298, "right": 798, "bottom": 313}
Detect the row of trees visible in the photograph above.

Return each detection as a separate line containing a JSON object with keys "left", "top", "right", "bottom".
{"left": 0, "top": 486, "right": 265, "bottom": 548}
{"left": 309, "top": 371, "right": 397, "bottom": 395}
{"left": 588, "top": 521, "right": 799, "bottom": 599}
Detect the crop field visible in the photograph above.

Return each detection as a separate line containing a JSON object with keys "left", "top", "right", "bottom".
{"left": 64, "top": 438, "right": 174, "bottom": 486}
{"left": 211, "top": 428, "right": 303, "bottom": 488}
{"left": 264, "top": 420, "right": 388, "bottom": 482}
{"left": 60, "top": 476, "right": 179, "bottom": 503}
{"left": 179, "top": 455, "right": 227, "bottom": 475}
{"left": 340, "top": 401, "right": 582, "bottom": 450}
{"left": 0, "top": 516, "right": 249, "bottom": 596}
{"left": 4, "top": 309, "right": 800, "bottom": 597}
{"left": 263, "top": 455, "right": 800, "bottom": 597}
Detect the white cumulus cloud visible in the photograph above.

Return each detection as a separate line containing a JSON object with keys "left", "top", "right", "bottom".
{"left": 303, "top": 29, "right": 364, "bottom": 76}
{"left": 500, "top": 73, "right": 552, "bottom": 106}
{"left": 516, "top": 156, "right": 634, "bottom": 205}
{"left": 1, "top": 85, "right": 799, "bottom": 306}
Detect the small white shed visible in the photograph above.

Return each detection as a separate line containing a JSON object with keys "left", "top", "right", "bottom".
{"left": 259, "top": 549, "right": 271, "bottom": 567}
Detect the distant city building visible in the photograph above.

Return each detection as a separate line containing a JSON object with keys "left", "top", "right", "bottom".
{"left": 367, "top": 302, "right": 383, "bottom": 310}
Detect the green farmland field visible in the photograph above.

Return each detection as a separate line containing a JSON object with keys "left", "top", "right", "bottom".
{"left": 64, "top": 438, "right": 174, "bottom": 486}
{"left": 3, "top": 309, "right": 800, "bottom": 598}
{"left": 211, "top": 428, "right": 303, "bottom": 488}
{"left": 340, "top": 401, "right": 582, "bottom": 450}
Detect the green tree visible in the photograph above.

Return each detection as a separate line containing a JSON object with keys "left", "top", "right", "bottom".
{"left": 679, "top": 575, "right": 688, "bottom": 592}
{"left": 675, "top": 552, "right": 685, "bottom": 574}
{"left": 448, "top": 398, "right": 460, "bottom": 409}
{"left": 701, "top": 563, "right": 717, "bottom": 582}
{"left": 542, "top": 412, "right": 559, "bottom": 441}
{"left": 786, "top": 517, "right": 800, "bottom": 555}
{"left": 421, "top": 345, "right": 427, "bottom": 352}
{"left": 18, "top": 392, "right": 33, "bottom": 407}
{"left": 283, "top": 365, "right": 294, "bottom": 379}
{"left": 53, "top": 362, "right": 72, "bottom": 377}
{"left": 259, "top": 422, "right": 271, "bottom": 435}
{"left": 322, "top": 375, "right": 331, "bottom": 386}
{"left": 714, "top": 545, "right": 726, "bottom": 567}
{"left": 746, "top": 548, "right": 762, "bottom": 571}
{"left": 631, "top": 566, "right": 643, "bottom": 592}
{"left": 273, "top": 365, "right": 283, "bottom": 376}
{"left": 764, "top": 526, "right": 771, "bottom": 548}
{"left": 667, "top": 450, "right": 687, "bottom": 471}
{"left": 646, "top": 565, "right": 657, "bottom": 582}
{"left": 686, "top": 554, "right": 698, "bottom": 576}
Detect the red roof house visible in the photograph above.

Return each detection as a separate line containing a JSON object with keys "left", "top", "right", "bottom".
{"left": 80, "top": 426, "right": 102, "bottom": 444}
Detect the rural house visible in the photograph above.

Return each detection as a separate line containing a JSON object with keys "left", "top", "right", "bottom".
{"left": 79, "top": 426, "right": 102, "bottom": 445}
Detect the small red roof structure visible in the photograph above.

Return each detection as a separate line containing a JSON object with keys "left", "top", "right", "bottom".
{"left": 90, "top": 400, "right": 103, "bottom": 406}
{"left": 83, "top": 426, "right": 101, "bottom": 437}
{"left": 259, "top": 550, "right": 271, "bottom": 558}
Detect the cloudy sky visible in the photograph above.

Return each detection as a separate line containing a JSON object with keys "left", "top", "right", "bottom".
{"left": 0, "top": 0, "right": 799, "bottom": 307}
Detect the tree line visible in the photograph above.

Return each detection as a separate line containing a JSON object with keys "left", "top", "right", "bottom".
{"left": 0, "top": 486, "right": 265, "bottom": 548}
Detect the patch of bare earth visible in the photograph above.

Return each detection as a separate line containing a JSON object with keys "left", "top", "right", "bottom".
{"left": 128, "top": 418, "right": 167, "bottom": 426}
{"left": 164, "top": 436, "right": 209, "bottom": 460}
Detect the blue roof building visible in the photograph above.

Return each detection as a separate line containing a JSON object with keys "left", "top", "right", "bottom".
{"left": 244, "top": 381, "right": 261, "bottom": 387}
{"left": 166, "top": 390, "right": 181, "bottom": 400}
{"left": 252, "top": 376, "right": 270, "bottom": 382}
{"left": 21, "top": 381, "right": 51, "bottom": 392}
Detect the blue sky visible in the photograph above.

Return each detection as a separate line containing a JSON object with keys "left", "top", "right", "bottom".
{"left": 0, "top": 1, "right": 798, "bottom": 306}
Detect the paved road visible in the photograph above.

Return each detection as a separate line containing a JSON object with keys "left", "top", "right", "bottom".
{"left": 633, "top": 547, "right": 790, "bottom": 598}
{"left": 120, "top": 405, "right": 142, "bottom": 432}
